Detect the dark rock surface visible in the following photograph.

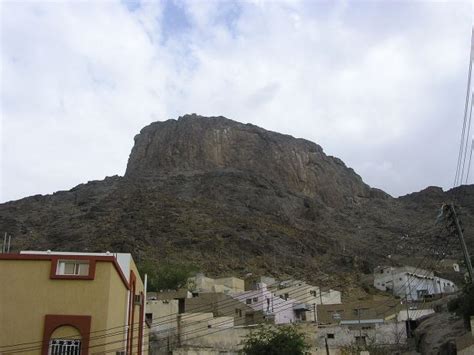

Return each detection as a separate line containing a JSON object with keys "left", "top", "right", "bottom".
{"left": 1, "top": 115, "right": 473, "bottom": 288}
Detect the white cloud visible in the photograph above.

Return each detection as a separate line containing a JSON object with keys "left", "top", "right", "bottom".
{"left": 1, "top": 0, "right": 472, "bottom": 202}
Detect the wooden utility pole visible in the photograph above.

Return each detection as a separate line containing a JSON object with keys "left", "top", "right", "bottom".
{"left": 448, "top": 204, "right": 474, "bottom": 283}
{"left": 405, "top": 295, "right": 411, "bottom": 338}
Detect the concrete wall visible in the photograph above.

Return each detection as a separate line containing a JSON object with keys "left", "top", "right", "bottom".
{"left": 315, "top": 322, "right": 406, "bottom": 349}
{"left": 178, "top": 324, "right": 250, "bottom": 353}
{"left": 214, "top": 277, "right": 245, "bottom": 292}
{"left": 189, "top": 274, "right": 244, "bottom": 294}
{"left": 317, "top": 299, "right": 401, "bottom": 325}
{"left": 147, "top": 298, "right": 180, "bottom": 354}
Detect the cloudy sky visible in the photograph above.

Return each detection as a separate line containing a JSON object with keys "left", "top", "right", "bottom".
{"left": 1, "top": 0, "right": 473, "bottom": 202}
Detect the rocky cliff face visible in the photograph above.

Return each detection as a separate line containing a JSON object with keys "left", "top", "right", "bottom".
{"left": 0, "top": 115, "right": 472, "bottom": 289}
{"left": 126, "top": 115, "right": 378, "bottom": 208}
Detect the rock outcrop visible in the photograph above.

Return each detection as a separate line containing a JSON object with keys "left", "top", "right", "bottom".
{"left": 0, "top": 114, "right": 472, "bottom": 288}
{"left": 126, "top": 115, "right": 381, "bottom": 208}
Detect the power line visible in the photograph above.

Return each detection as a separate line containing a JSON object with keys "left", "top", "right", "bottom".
{"left": 1, "top": 282, "right": 341, "bottom": 353}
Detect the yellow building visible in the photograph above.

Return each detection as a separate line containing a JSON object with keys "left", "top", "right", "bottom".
{"left": 0, "top": 251, "right": 149, "bottom": 355}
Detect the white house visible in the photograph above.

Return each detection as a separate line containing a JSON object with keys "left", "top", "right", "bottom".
{"left": 374, "top": 266, "right": 457, "bottom": 300}
{"left": 230, "top": 283, "right": 296, "bottom": 324}
{"left": 273, "top": 280, "right": 342, "bottom": 322}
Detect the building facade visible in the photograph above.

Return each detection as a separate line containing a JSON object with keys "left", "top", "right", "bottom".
{"left": 273, "top": 280, "right": 342, "bottom": 322}
{"left": 374, "top": 266, "right": 457, "bottom": 300}
{"left": 0, "top": 251, "right": 148, "bottom": 355}
{"left": 230, "top": 283, "right": 296, "bottom": 324}
{"left": 185, "top": 292, "right": 266, "bottom": 326}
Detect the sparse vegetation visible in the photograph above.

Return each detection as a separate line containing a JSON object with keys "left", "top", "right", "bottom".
{"left": 138, "top": 260, "right": 198, "bottom": 291}
{"left": 241, "top": 325, "right": 309, "bottom": 355}
{"left": 448, "top": 283, "right": 474, "bottom": 328}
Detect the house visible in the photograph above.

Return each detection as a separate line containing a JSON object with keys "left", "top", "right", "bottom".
{"left": 273, "top": 280, "right": 342, "bottom": 322}
{"left": 148, "top": 289, "right": 192, "bottom": 314}
{"left": 316, "top": 322, "right": 407, "bottom": 351}
{"left": 374, "top": 266, "right": 457, "bottom": 300}
{"left": 185, "top": 292, "right": 267, "bottom": 326}
{"left": 317, "top": 299, "right": 403, "bottom": 325}
{"left": 0, "top": 250, "right": 148, "bottom": 355}
{"left": 188, "top": 273, "right": 245, "bottom": 294}
{"left": 230, "top": 282, "right": 296, "bottom": 324}
{"left": 146, "top": 298, "right": 180, "bottom": 355}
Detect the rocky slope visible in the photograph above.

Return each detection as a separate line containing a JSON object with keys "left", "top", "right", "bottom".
{"left": 0, "top": 115, "right": 472, "bottom": 289}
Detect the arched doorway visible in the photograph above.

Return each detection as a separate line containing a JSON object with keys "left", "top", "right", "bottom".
{"left": 42, "top": 315, "right": 91, "bottom": 355}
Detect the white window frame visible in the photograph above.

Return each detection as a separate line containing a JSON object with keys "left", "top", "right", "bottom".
{"left": 56, "top": 260, "right": 90, "bottom": 276}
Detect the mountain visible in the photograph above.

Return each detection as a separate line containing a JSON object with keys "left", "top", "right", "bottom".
{"left": 1, "top": 114, "right": 472, "bottom": 290}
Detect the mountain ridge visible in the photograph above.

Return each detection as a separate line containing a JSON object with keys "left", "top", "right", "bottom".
{"left": 0, "top": 114, "right": 472, "bottom": 290}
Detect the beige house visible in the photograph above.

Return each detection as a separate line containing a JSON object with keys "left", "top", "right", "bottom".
{"left": 146, "top": 299, "right": 180, "bottom": 355}
{"left": 185, "top": 292, "right": 267, "bottom": 326}
{"left": 0, "top": 250, "right": 148, "bottom": 355}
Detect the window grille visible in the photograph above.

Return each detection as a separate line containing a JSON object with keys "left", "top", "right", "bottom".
{"left": 48, "top": 339, "right": 81, "bottom": 355}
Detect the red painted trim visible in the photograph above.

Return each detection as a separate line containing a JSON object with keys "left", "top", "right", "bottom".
{"left": 0, "top": 254, "right": 130, "bottom": 290}
{"left": 42, "top": 315, "right": 91, "bottom": 355}
{"left": 138, "top": 292, "right": 144, "bottom": 355}
{"left": 127, "top": 271, "right": 137, "bottom": 355}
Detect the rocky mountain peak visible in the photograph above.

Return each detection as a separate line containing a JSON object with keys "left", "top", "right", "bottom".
{"left": 125, "top": 114, "right": 375, "bottom": 207}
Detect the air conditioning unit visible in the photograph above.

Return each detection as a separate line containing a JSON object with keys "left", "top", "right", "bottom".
{"left": 134, "top": 294, "right": 142, "bottom": 306}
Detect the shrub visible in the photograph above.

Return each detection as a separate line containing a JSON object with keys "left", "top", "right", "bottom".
{"left": 242, "top": 325, "right": 309, "bottom": 355}
{"left": 138, "top": 260, "right": 197, "bottom": 291}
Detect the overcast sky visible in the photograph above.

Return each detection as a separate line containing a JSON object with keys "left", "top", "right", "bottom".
{"left": 1, "top": 0, "right": 473, "bottom": 202}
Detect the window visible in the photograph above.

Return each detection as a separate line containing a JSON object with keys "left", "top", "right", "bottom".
{"left": 284, "top": 293, "right": 289, "bottom": 300}
{"left": 246, "top": 299, "right": 252, "bottom": 305}
{"left": 145, "top": 313, "right": 152, "bottom": 323}
{"left": 49, "top": 339, "right": 81, "bottom": 355}
{"left": 310, "top": 290, "right": 317, "bottom": 297}
{"left": 235, "top": 309, "right": 242, "bottom": 317}
{"left": 252, "top": 297, "right": 258, "bottom": 303}
{"left": 327, "top": 333, "right": 335, "bottom": 339}
{"left": 57, "top": 260, "right": 89, "bottom": 276}
{"left": 134, "top": 294, "right": 142, "bottom": 305}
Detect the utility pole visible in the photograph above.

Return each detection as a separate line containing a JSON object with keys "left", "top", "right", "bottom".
{"left": 442, "top": 204, "right": 474, "bottom": 283}
{"left": 324, "top": 336, "right": 330, "bottom": 355}
{"left": 405, "top": 295, "right": 411, "bottom": 338}
{"left": 358, "top": 307, "right": 362, "bottom": 340}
